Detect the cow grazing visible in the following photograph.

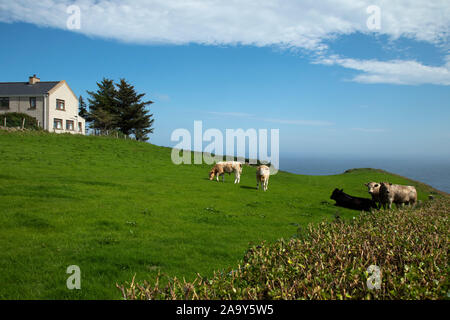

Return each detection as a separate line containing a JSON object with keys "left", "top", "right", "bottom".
{"left": 365, "top": 182, "right": 382, "bottom": 209}
{"left": 209, "top": 161, "right": 242, "bottom": 183}
{"left": 256, "top": 165, "right": 270, "bottom": 191}
{"left": 330, "top": 188, "right": 378, "bottom": 211}
{"left": 379, "top": 182, "right": 417, "bottom": 209}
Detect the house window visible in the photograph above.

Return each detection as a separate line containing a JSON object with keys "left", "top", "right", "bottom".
{"left": 29, "top": 97, "right": 36, "bottom": 109}
{"left": 56, "top": 99, "right": 65, "bottom": 111}
{"left": 54, "top": 118, "right": 63, "bottom": 130}
{"left": 78, "top": 122, "right": 82, "bottom": 132}
{"left": 66, "top": 120, "right": 74, "bottom": 131}
{"left": 0, "top": 97, "right": 9, "bottom": 110}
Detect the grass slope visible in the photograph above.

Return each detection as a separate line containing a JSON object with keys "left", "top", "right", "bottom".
{"left": 0, "top": 131, "right": 443, "bottom": 299}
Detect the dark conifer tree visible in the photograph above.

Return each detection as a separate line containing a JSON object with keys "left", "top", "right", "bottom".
{"left": 115, "top": 79, "right": 154, "bottom": 141}
{"left": 86, "top": 78, "right": 118, "bottom": 133}
{"left": 78, "top": 95, "right": 89, "bottom": 120}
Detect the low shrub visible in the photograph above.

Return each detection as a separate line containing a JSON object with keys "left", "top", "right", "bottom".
{"left": 117, "top": 198, "right": 449, "bottom": 300}
{"left": 0, "top": 112, "right": 40, "bottom": 130}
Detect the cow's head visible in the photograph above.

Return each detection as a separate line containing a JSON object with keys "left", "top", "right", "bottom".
{"left": 365, "top": 182, "right": 380, "bottom": 195}
{"left": 209, "top": 167, "right": 216, "bottom": 180}
{"left": 330, "top": 188, "right": 344, "bottom": 200}
{"left": 380, "top": 182, "right": 392, "bottom": 195}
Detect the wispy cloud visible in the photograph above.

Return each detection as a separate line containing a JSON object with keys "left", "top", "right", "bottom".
{"left": 207, "top": 111, "right": 253, "bottom": 118}
{"left": 154, "top": 93, "right": 171, "bottom": 102}
{"left": 314, "top": 54, "right": 450, "bottom": 85}
{"left": 207, "top": 111, "right": 332, "bottom": 126}
{"left": 351, "top": 127, "right": 389, "bottom": 133}
{"left": 262, "top": 118, "right": 333, "bottom": 126}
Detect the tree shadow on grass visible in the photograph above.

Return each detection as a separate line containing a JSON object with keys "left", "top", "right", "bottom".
{"left": 68, "top": 179, "right": 122, "bottom": 188}
{"left": 0, "top": 174, "right": 17, "bottom": 180}
{"left": 240, "top": 185, "right": 257, "bottom": 190}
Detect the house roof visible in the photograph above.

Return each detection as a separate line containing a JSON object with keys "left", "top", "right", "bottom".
{"left": 0, "top": 81, "right": 60, "bottom": 96}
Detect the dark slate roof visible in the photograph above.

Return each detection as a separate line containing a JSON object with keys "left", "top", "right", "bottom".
{"left": 0, "top": 81, "right": 60, "bottom": 96}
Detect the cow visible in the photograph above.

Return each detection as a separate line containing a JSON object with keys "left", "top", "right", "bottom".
{"left": 256, "top": 165, "right": 270, "bottom": 191}
{"left": 379, "top": 182, "right": 417, "bottom": 209}
{"left": 330, "top": 188, "right": 378, "bottom": 211}
{"left": 365, "top": 182, "right": 382, "bottom": 209}
{"left": 209, "top": 161, "right": 242, "bottom": 183}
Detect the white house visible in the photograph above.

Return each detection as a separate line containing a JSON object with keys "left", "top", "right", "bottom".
{"left": 0, "top": 75, "right": 85, "bottom": 134}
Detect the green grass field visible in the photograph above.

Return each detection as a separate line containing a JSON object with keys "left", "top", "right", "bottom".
{"left": 0, "top": 131, "right": 443, "bottom": 299}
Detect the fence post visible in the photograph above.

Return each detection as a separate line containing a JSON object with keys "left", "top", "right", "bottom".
{"left": 22, "top": 118, "right": 25, "bottom": 129}
{"left": 3, "top": 116, "right": 6, "bottom": 127}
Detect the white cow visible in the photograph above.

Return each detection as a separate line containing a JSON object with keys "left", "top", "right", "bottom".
{"left": 256, "top": 165, "right": 270, "bottom": 191}
{"left": 379, "top": 182, "right": 417, "bottom": 209}
{"left": 209, "top": 161, "right": 242, "bottom": 183}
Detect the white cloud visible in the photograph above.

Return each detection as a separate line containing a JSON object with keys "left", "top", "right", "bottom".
{"left": 208, "top": 111, "right": 254, "bottom": 118}
{"left": 1, "top": 0, "right": 448, "bottom": 50}
{"left": 207, "top": 111, "right": 332, "bottom": 126}
{"left": 1, "top": 0, "right": 449, "bottom": 85}
{"left": 262, "top": 118, "right": 333, "bottom": 126}
{"left": 351, "top": 127, "right": 388, "bottom": 133}
{"left": 314, "top": 54, "right": 450, "bottom": 85}
{"left": 154, "top": 93, "right": 171, "bottom": 102}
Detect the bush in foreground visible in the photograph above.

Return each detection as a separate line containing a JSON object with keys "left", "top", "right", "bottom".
{"left": 0, "top": 112, "right": 40, "bottom": 130}
{"left": 117, "top": 198, "right": 449, "bottom": 300}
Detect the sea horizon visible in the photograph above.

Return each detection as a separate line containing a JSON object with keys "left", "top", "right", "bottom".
{"left": 279, "top": 156, "right": 450, "bottom": 194}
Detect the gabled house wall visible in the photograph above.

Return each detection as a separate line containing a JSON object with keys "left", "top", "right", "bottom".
{"left": 0, "top": 76, "right": 85, "bottom": 134}
{"left": 48, "top": 81, "right": 85, "bottom": 134}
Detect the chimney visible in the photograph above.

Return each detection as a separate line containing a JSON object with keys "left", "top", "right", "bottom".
{"left": 29, "top": 74, "right": 40, "bottom": 85}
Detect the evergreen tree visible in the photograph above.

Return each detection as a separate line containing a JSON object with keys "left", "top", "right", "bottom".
{"left": 78, "top": 95, "right": 89, "bottom": 120}
{"left": 115, "top": 79, "right": 154, "bottom": 141}
{"left": 86, "top": 78, "right": 118, "bottom": 133}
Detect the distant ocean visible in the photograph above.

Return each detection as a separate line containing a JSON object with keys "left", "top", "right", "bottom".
{"left": 280, "top": 157, "right": 450, "bottom": 193}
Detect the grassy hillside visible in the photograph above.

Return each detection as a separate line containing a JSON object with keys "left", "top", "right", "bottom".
{"left": 0, "top": 131, "right": 443, "bottom": 299}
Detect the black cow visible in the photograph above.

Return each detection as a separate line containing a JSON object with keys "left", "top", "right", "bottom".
{"left": 330, "top": 188, "right": 377, "bottom": 211}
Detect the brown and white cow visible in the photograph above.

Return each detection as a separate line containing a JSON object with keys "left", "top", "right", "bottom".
{"left": 256, "top": 165, "right": 270, "bottom": 191}
{"left": 365, "top": 182, "right": 382, "bottom": 209}
{"left": 379, "top": 182, "right": 417, "bottom": 209}
{"left": 209, "top": 161, "right": 242, "bottom": 183}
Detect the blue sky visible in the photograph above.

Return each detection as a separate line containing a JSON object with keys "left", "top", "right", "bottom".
{"left": 0, "top": 1, "right": 449, "bottom": 160}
